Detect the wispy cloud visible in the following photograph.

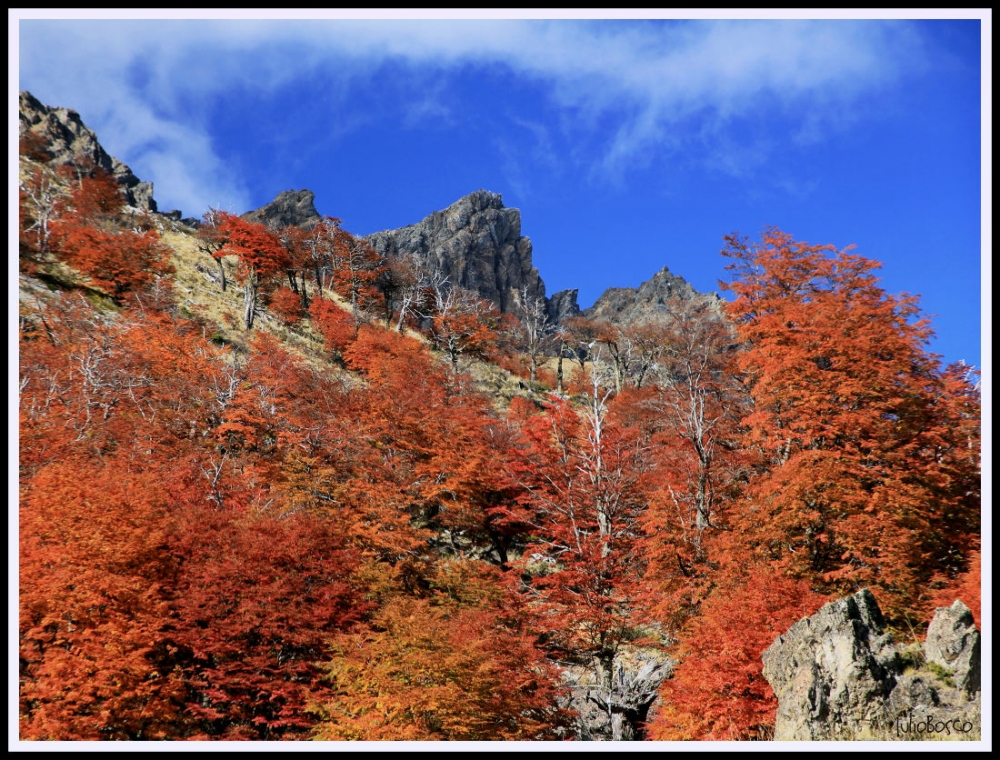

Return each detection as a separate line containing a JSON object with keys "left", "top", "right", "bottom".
{"left": 16, "top": 16, "right": 928, "bottom": 216}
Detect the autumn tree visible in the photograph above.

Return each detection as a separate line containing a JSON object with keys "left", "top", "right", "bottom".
{"left": 328, "top": 227, "right": 385, "bottom": 325}
{"left": 19, "top": 129, "right": 53, "bottom": 163}
{"left": 19, "top": 166, "right": 67, "bottom": 268}
{"left": 375, "top": 252, "right": 423, "bottom": 329}
{"left": 302, "top": 217, "right": 341, "bottom": 296}
{"left": 720, "top": 227, "right": 981, "bottom": 620}
{"left": 648, "top": 303, "right": 741, "bottom": 532}
{"left": 208, "top": 213, "right": 290, "bottom": 330}
{"left": 513, "top": 286, "right": 553, "bottom": 383}
{"left": 19, "top": 461, "right": 185, "bottom": 740}
{"left": 312, "top": 563, "right": 572, "bottom": 741}
{"left": 197, "top": 209, "right": 231, "bottom": 291}
{"left": 427, "top": 283, "right": 501, "bottom": 373}
{"left": 509, "top": 379, "right": 659, "bottom": 740}
{"left": 648, "top": 569, "right": 827, "bottom": 741}
{"left": 54, "top": 225, "right": 173, "bottom": 299}
{"left": 559, "top": 315, "right": 603, "bottom": 393}
{"left": 56, "top": 167, "right": 125, "bottom": 227}
{"left": 165, "top": 510, "right": 366, "bottom": 740}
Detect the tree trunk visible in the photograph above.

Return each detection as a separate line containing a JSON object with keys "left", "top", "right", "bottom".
{"left": 243, "top": 277, "right": 258, "bottom": 330}
{"left": 215, "top": 257, "right": 228, "bottom": 292}
{"left": 557, "top": 340, "right": 565, "bottom": 395}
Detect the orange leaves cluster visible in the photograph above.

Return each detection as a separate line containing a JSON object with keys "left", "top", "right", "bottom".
{"left": 20, "top": 462, "right": 183, "bottom": 740}
{"left": 648, "top": 571, "right": 826, "bottom": 741}
{"left": 313, "top": 566, "right": 571, "bottom": 741}
{"left": 55, "top": 225, "right": 173, "bottom": 298}
{"left": 719, "top": 228, "right": 981, "bottom": 619}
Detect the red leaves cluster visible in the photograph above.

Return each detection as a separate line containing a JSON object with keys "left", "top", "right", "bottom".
{"left": 648, "top": 571, "right": 826, "bottom": 741}
{"left": 55, "top": 225, "right": 173, "bottom": 297}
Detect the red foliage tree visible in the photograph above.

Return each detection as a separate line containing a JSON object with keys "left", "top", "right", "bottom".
{"left": 165, "top": 510, "right": 366, "bottom": 739}
{"left": 427, "top": 286, "right": 502, "bottom": 373}
{"left": 19, "top": 461, "right": 184, "bottom": 740}
{"left": 267, "top": 285, "right": 305, "bottom": 326}
{"left": 508, "top": 389, "right": 657, "bottom": 739}
{"left": 648, "top": 569, "right": 826, "bottom": 740}
{"left": 54, "top": 225, "right": 173, "bottom": 299}
{"left": 309, "top": 296, "right": 356, "bottom": 355}
{"left": 208, "top": 212, "right": 290, "bottom": 329}
{"left": 57, "top": 168, "right": 125, "bottom": 226}
{"left": 720, "top": 228, "right": 980, "bottom": 620}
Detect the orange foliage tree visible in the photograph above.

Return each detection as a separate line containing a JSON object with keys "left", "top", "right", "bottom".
{"left": 508, "top": 386, "right": 658, "bottom": 740}
{"left": 720, "top": 227, "right": 980, "bottom": 621}
{"left": 648, "top": 569, "right": 826, "bottom": 741}
{"left": 207, "top": 212, "right": 290, "bottom": 329}
{"left": 19, "top": 461, "right": 185, "bottom": 740}
{"left": 54, "top": 225, "right": 173, "bottom": 299}
{"left": 312, "top": 563, "right": 572, "bottom": 741}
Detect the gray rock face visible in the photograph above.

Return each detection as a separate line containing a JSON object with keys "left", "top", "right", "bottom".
{"left": 762, "top": 590, "right": 897, "bottom": 740}
{"left": 763, "top": 590, "right": 981, "bottom": 741}
{"left": 19, "top": 90, "right": 157, "bottom": 212}
{"left": 924, "top": 600, "right": 981, "bottom": 696}
{"left": 243, "top": 189, "right": 322, "bottom": 230}
{"left": 547, "top": 288, "right": 581, "bottom": 323}
{"left": 365, "top": 190, "right": 547, "bottom": 314}
{"left": 583, "top": 265, "right": 721, "bottom": 325}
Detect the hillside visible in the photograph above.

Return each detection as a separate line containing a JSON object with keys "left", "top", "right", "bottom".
{"left": 17, "top": 90, "right": 981, "bottom": 743}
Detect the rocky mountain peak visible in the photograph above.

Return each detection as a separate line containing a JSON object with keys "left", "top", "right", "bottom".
{"left": 583, "top": 264, "right": 719, "bottom": 324}
{"left": 242, "top": 189, "right": 322, "bottom": 230}
{"left": 364, "top": 190, "right": 547, "bottom": 314}
{"left": 18, "top": 90, "right": 158, "bottom": 213}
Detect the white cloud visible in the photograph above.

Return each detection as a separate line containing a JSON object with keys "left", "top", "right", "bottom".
{"left": 15, "top": 15, "right": 930, "bottom": 216}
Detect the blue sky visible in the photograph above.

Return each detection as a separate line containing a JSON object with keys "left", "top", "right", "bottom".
{"left": 13, "top": 11, "right": 988, "bottom": 372}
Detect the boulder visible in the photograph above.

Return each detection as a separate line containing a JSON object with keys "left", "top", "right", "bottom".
{"left": 762, "top": 589, "right": 897, "bottom": 740}
{"left": 762, "top": 590, "right": 981, "bottom": 741}
{"left": 924, "top": 600, "right": 981, "bottom": 696}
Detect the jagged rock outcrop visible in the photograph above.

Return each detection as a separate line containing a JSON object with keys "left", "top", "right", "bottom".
{"left": 763, "top": 590, "right": 981, "bottom": 741}
{"left": 924, "top": 600, "right": 981, "bottom": 696}
{"left": 547, "top": 288, "right": 581, "bottom": 323}
{"left": 243, "top": 189, "right": 322, "bottom": 230}
{"left": 365, "top": 190, "right": 547, "bottom": 314}
{"left": 19, "top": 90, "right": 157, "bottom": 212}
{"left": 583, "top": 265, "right": 721, "bottom": 325}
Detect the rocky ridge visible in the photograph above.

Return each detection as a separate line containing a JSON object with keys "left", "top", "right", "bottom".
{"left": 247, "top": 188, "right": 716, "bottom": 324}
{"left": 19, "top": 90, "right": 158, "bottom": 214}
{"left": 242, "top": 189, "right": 323, "bottom": 230}
{"left": 18, "top": 87, "right": 719, "bottom": 327}
{"left": 364, "top": 190, "right": 547, "bottom": 315}
{"left": 762, "top": 590, "right": 981, "bottom": 741}
{"left": 582, "top": 266, "right": 722, "bottom": 324}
